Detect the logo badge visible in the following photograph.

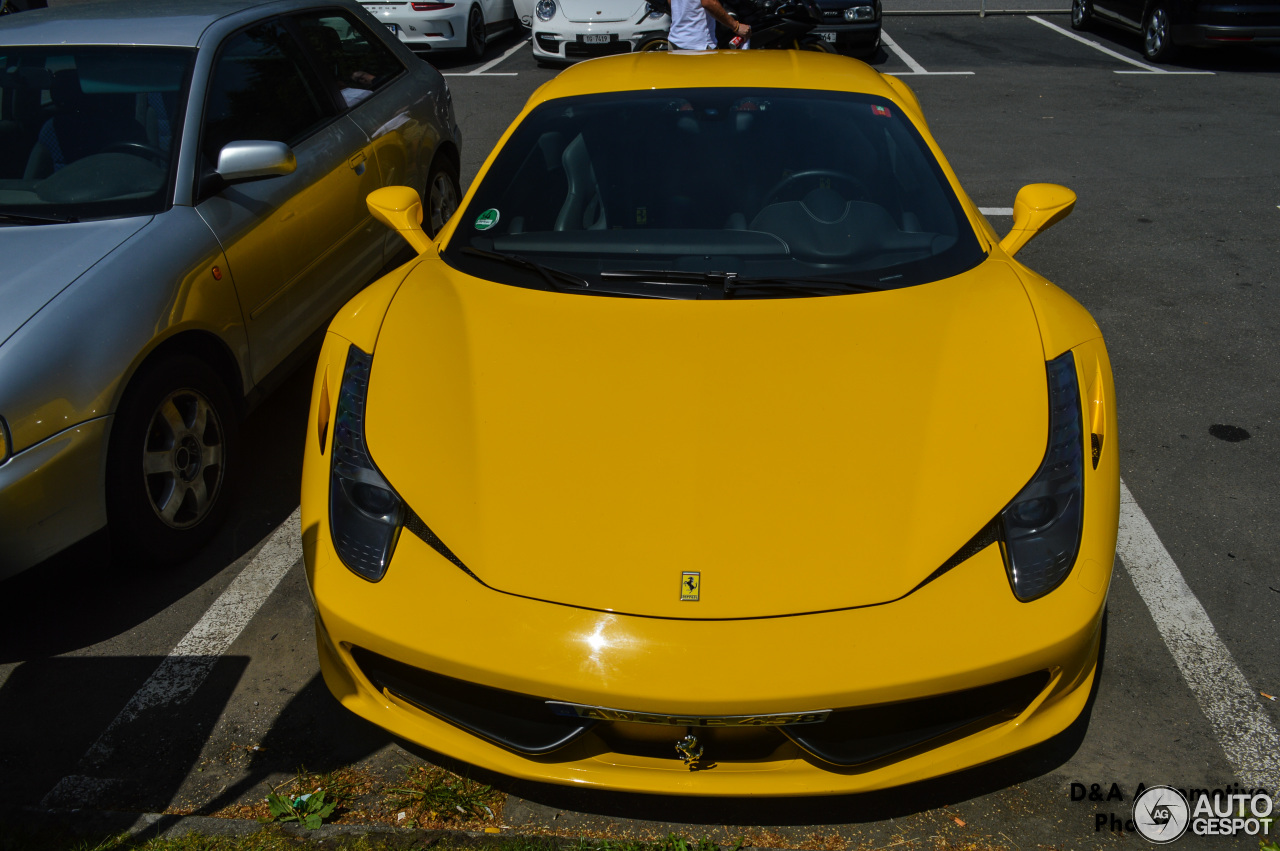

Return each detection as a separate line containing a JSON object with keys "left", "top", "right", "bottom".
{"left": 1132, "top": 785, "right": 1190, "bottom": 844}
{"left": 680, "top": 571, "right": 700, "bottom": 601}
{"left": 675, "top": 734, "right": 703, "bottom": 769}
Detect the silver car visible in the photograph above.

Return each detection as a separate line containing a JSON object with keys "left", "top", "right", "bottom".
{"left": 0, "top": 0, "right": 462, "bottom": 576}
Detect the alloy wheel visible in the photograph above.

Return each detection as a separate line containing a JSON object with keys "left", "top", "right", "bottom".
{"left": 141, "top": 388, "right": 226, "bottom": 529}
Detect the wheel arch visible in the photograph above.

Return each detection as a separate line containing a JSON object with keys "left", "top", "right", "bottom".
{"left": 429, "top": 140, "right": 461, "bottom": 180}
{"left": 110, "top": 329, "right": 247, "bottom": 428}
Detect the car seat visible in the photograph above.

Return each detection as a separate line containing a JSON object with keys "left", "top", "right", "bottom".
{"left": 24, "top": 69, "right": 147, "bottom": 179}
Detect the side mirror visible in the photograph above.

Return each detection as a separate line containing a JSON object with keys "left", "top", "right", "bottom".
{"left": 215, "top": 140, "right": 297, "bottom": 182}
{"left": 999, "top": 183, "right": 1076, "bottom": 257}
{"left": 366, "top": 186, "right": 433, "bottom": 254}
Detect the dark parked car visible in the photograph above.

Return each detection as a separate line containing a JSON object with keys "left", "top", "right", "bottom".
{"left": 1072, "top": 0, "right": 1280, "bottom": 61}
{"left": 0, "top": 0, "right": 461, "bottom": 577}
{"left": 812, "top": 0, "right": 880, "bottom": 56}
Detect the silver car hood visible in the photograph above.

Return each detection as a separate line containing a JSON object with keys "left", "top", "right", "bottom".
{"left": 0, "top": 217, "right": 151, "bottom": 348}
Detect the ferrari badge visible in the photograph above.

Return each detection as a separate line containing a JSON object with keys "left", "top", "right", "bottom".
{"left": 680, "top": 571, "right": 700, "bottom": 601}
{"left": 675, "top": 734, "right": 704, "bottom": 768}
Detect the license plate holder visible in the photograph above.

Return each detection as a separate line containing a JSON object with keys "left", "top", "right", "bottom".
{"left": 819, "top": 30, "right": 837, "bottom": 41}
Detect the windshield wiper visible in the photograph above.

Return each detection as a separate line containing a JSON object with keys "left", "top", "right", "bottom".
{"left": 0, "top": 211, "right": 79, "bottom": 225}
{"left": 601, "top": 269, "right": 887, "bottom": 297}
{"left": 461, "top": 247, "right": 592, "bottom": 292}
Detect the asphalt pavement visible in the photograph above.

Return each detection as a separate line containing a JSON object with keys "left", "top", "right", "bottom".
{"left": 2, "top": 15, "right": 1279, "bottom": 851}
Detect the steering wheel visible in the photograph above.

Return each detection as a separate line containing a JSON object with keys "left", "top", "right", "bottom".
{"left": 763, "top": 169, "right": 870, "bottom": 206}
{"left": 105, "top": 141, "right": 168, "bottom": 165}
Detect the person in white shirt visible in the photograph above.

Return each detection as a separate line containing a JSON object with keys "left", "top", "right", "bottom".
{"left": 668, "top": 0, "right": 750, "bottom": 49}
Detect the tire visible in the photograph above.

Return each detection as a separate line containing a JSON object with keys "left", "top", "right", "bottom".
{"left": 1143, "top": 3, "right": 1177, "bottom": 62}
{"left": 424, "top": 152, "right": 462, "bottom": 237}
{"left": 638, "top": 36, "right": 672, "bottom": 51}
{"left": 1070, "top": 0, "right": 1093, "bottom": 30}
{"left": 106, "top": 354, "right": 238, "bottom": 567}
{"left": 463, "top": 5, "right": 486, "bottom": 61}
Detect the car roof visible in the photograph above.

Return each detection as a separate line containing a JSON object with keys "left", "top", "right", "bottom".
{"left": 526, "top": 51, "right": 899, "bottom": 107}
{"left": 0, "top": 0, "right": 357, "bottom": 48}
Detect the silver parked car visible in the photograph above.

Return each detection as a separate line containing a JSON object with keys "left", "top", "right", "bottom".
{"left": 0, "top": 0, "right": 462, "bottom": 576}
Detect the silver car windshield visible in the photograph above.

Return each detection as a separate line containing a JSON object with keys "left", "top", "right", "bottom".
{"left": 0, "top": 46, "right": 194, "bottom": 222}
{"left": 444, "top": 88, "right": 985, "bottom": 298}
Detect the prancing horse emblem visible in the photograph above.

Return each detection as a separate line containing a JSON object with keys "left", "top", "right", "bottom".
{"left": 675, "top": 734, "right": 703, "bottom": 768}
{"left": 680, "top": 571, "right": 700, "bottom": 601}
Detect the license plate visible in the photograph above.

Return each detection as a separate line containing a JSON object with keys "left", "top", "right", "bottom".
{"left": 385, "top": 23, "right": 398, "bottom": 34}
{"left": 819, "top": 30, "right": 837, "bottom": 41}
{"left": 583, "top": 34, "right": 610, "bottom": 43}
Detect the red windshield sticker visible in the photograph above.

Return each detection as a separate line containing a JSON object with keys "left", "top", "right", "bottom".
{"left": 872, "top": 105, "right": 891, "bottom": 117}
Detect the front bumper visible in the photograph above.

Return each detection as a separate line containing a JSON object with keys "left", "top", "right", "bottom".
{"left": 0, "top": 417, "right": 110, "bottom": 579}
{"left": 309, "top": 531, "right": 1108, "bottom": 795}
{"left": 812, "top": 20, "right": 882, "bottom": 51}
{"left": 531, "top": 26, "right": 669, "bottom": 60}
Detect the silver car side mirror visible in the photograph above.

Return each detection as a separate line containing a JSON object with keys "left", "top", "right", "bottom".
{"left": 215, "top": 140, "right": 297, "bottom": 182}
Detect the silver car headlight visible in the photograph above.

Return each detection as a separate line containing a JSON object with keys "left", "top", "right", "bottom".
{"left": 330, "top": 346, "right": 404, "bottom": 582}
{"left": 536, "top": 0, "right": 557, "bottom": 20}
{"left": 999, "top": 351, "right": 1085, "bottom": 602}
{"left": 646, "top": 2, "right": 666, "bottom": 17}
{"left": 844, "top": 4, "right": 875, "bottom": 20}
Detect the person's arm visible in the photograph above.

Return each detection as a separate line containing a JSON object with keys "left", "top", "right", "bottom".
{"left": 699, "top": 0, "right": 751, "bottom": 38}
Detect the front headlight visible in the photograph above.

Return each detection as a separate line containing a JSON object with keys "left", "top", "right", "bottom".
{"left": 0, "top": 416, "right": 9, "bottom": 465}
{"left": 536, "top": 0, "right": 557, "bottom": 20}
{"left": 646, "top": 2, "right": 665, "bottom": 17}
{"left": 1000, "top": 351, "right": 1084, "bottom": 602}
{"left": 844, "top": 4, "right": 875, "bottom": 20}
{"left": 330, "top": 346, "right": 404, "bottom": 582}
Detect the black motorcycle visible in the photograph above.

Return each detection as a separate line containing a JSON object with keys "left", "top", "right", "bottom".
{"left": 639, "top": 0, "right": 833, "bottom": 52}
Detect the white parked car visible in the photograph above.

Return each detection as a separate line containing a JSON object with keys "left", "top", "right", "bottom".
{"left": 523, "top": 0, "right": 669, "bottom": 63}
{"left": 361, "top": 0, "right": 518, "bottom": 60}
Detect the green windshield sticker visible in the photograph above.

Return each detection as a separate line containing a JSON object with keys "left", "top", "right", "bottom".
{"left": 475, "top": 208, "right": 500, "bottom": 231}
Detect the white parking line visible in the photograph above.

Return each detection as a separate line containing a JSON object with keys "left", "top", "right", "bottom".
{"left": 40, "top": 509, "right": 303, "bottom": 809}
{"left": 1028, "top": 16, "right": 1214, "bottom": 75}
{"left": 882, "top": 31, "right": 976, "bottom": 76}
{"left": 1118, "top": 481, "right": 1280, "bottom": 789}
{"left": 443, "top": 37, "right": 529, "bottom": 76}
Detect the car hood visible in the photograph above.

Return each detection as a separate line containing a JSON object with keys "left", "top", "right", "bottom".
{"left": 558, "top": 0, "right": 644, "bottom": 24}
{"left": 366, "top": 257, "right": 1050, "bottom": 619}
{"left": 0, "top": 217, "right": 151, "bottom": 348}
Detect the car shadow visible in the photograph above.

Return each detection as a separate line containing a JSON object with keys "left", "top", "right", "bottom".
{"left": 0, "top": 361, "right": 313, "bottom": 664}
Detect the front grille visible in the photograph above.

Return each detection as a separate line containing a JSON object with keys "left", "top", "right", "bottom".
{"left": 565, "top": 40, "right": 633, "bottom": 57}
{"left": 352, "top": 647, "right": 593, "bottom": 754}
{"left": 597, "top": 722, "right": 787, "bottom": 761}
{"left": 785, "top": 671, "right": 1050, "bottom": 766}
{"left": 355, "top": 646, "right": 1049, "bottom": 767}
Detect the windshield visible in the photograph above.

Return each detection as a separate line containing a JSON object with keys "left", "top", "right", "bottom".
{"left": 443, "top": 88, "right": 985, "bottom": 298}
{"left": 0, "top": 46, "right": 194, "bottom": 222}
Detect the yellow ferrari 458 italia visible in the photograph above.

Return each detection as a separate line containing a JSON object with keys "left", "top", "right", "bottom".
{"left": 301, "top": 50, "right": 1119, "bottom": 796}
